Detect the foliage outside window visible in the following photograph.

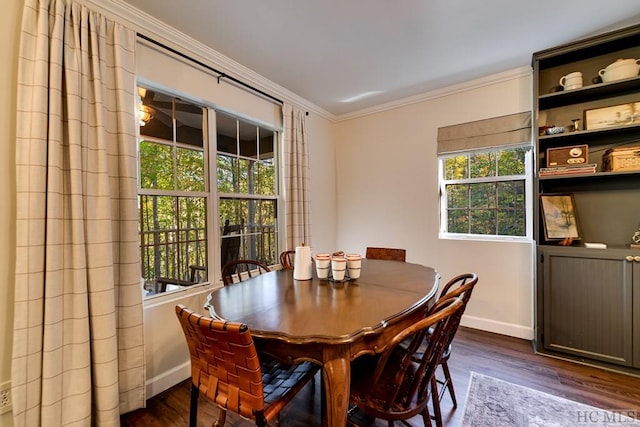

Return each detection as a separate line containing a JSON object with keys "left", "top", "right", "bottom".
{"left": 216, "top": 112, "right": 278, "bottom": 268}
{"left": 138, "top": 87, "right": 208, "bottom": 296}
{"left": 440, "top": 146, "right": 529, "bottom": 237}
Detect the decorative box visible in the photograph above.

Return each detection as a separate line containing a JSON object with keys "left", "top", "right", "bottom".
{"left": 602, "top": 146, "right": 640, "bottom": 172}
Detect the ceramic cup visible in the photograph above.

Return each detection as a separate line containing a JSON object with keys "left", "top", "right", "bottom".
{"left": 315, "top": 255, "right": 331, "bottom": 279}
{"left": 346, "top": 253, "right": 362, "bottom": 280}
{"left": 331, "top": 257, "right": 347, "bottom": 281}
{"left": 559, "top": 71, "right": 583, "bottom": 90}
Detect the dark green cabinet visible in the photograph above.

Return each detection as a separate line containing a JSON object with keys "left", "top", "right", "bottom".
{"left": 540, "top": 247, "right": 640, "bottom": 368}
{"left": 533, "top": 24, "right": 640, "bottom": 373}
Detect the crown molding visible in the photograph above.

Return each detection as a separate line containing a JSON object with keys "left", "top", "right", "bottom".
{"left": 86, "top": 0, "right": 335, "bottom": 122}
{"left": 335, "top": 66, "right": 533, "bottom": 122}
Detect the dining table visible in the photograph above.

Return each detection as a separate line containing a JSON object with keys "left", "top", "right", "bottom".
{"left": 205, "top": 258, "right": 440, "bottom": 426}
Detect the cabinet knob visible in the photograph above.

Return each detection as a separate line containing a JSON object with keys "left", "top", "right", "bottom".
{"left": 635, "top": 256, "right": 640, "bottom": 263}
{"left": 626, "top": 255, "right": 634, "bottom": 262}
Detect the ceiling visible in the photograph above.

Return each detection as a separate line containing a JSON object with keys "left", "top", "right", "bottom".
{"left": 121, "top": 0, "right": 640, "bottom": 117}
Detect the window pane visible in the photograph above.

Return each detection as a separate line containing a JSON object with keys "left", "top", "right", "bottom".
{"left": 498, "top": 147, "right": 526, "bottom": 176}
{"left": 238, "top": 158, "right": 252, "bottom": 193}
{"left": 258, "top": 127, "right": 275, "bottom": 161}
{"left": 175, "top": 99, "right": 203, "bottom": 148}
{"left": 444, "top": 156, "right": 468, "bottom": 180}
{"left": 497, "top": 181, "right": 525, "bottom": 236}
{"left": 219, "top": 198, "right": 277, "bottom": 266}
{"left": 217, "top": 154, "right": 238, "bottom": 193}
{"left": 497, "top": 181, "right": 525, "bottom": 208}
{"left": 498, "top": 209, "right": 525, "bottom": 236}
{"left": 140, "top": 89, "right": 173, "bottom": 140}
{"left": 139, "top": 195, "right": 207, "bottom": 293}
{"left": 470, "top": 152, "right": 496, "bottom": 178}
{"left": 239, "top": 120, "right": 257, "bottom": 158}
{"left": 256, "top": 159, "right": 276, "bottom": 195}
{"left": 177, "top": 147, "right": 205, "bottom": 191}
{"left": 140, "top": 140, "right": 173, "bottom": 190}
{"left": 470, "top": 183, "right": 496, "bottom": 209}
{"left": 470, "top": 209, "right": 496, "bottom": 234}
{"left": 447, "top": 209, "right": 469, "bottom": 234}
{"left": 447, "top": 184, "right": 468, "bottom": 209}
{"left": 217, "top": 112, "right": 237, "bottom": 155}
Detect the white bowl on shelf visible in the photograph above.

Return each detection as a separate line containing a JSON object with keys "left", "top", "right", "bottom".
{"left": 598, "top": 58, "right": 640, "bottom": 83}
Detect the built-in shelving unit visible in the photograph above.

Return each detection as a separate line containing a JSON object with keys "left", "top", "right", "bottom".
{"left": 533, "top": 24, "right": 640, "bottom": 373}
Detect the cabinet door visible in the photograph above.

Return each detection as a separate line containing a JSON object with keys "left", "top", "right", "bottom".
{"left": 542, "top": 249, "right": 633, "bottom": 366}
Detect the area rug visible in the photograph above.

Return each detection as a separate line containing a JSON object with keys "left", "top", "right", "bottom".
{"left": 461, "top": 372, "right": 640, "bottom": 426}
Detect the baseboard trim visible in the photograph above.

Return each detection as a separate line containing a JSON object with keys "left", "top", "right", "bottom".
{"left": 146, "top": 361, "right": 191, "bottom": 399}
{"left": 461, "top": 315, "right": 534, "bottom": 340}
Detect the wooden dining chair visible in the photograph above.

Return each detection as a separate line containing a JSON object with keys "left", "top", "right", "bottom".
{"left": 221, "top": 259, "right": 271, "bottom": 286}
{"left": 365, "top": 246, "right": 407, "bottom": 262}
{"left": 175, "top": 305, "right": 319, "bottom": 427}
{"left": 348, "top": 297, "right": 464, "bottom": 426}
{"left": 421, "top": 273, "right": 478, "bottom": 427}
{"left": 279, "top": 250, "right": 295, "bottom": 270}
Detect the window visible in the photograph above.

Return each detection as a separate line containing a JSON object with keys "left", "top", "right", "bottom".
{"left": 137, "top": 86, "right": 281, "bottom": 296}
{"left": 440, "top": 146, "right": 530, "bottom": 237}
{"left": 216, "top": 112, "right": 278, "bottom": 268}
{"left": 138, "top": 87, "right": 209, "bottom": 296}
{"left": 437, "top": 112, "right": 532, "bottom": 240}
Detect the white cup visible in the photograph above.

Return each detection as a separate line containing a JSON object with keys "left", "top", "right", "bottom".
{"left": 331, "top": 257, "right": 347, "bottom": 281}
{"left": 346, "top": 253, "right": 362, "bottom": 280}
{"left": 559, "top": 71, "right": 583, "bottom": 90}
{"left": 315, "top": 255, "right": 331, "bottom": 279}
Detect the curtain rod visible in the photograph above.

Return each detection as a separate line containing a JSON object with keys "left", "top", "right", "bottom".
{"left": 137, "top": 33, "right": 284, "bottom": 106}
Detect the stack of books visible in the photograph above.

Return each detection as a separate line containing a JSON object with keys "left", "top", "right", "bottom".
{"left": 539, "top": 163, "right": 597, "bottom": 177}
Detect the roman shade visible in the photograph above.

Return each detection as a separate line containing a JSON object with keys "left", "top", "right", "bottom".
{"left": 437, "top": 111, "right": 532, "bottom": 155}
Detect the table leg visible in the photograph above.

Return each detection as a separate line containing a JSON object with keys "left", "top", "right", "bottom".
{"left": 321, "top": 345, "right": 350, "bottom": 427}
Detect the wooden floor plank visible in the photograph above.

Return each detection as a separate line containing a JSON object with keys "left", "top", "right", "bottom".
{"left": 121, "top": 327, "right": 640, "bottom": 426}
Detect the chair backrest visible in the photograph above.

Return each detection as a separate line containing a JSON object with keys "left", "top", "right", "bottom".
{"left": 433, "top": 273, "right": 478, "bottom": 352}
{"left": 365, "top": 246, "right": 406, "bottom": 262}
{"left": 188, "top": 264, "right": 207, "bottom": 283}
{"left": 437, "top": 273, "right": 478, "bottom": 307}
{"left": 350, "top": 297, "right": 464, "bottom": 421}
{"left": 221, "top": 259, "right": 271, "bottom": 286}
{"left": 279, "top": 250, "right": 295, "bottom": 270}
{"left": 156, "top": 264, "right": 207, "bottom": 293}
{"left": 175, "top": 305, "right": 265, "bottom": 420}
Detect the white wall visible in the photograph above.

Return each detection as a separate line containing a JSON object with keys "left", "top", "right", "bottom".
{"left": 334, "top": 69, "right": 536, "bottom": 339}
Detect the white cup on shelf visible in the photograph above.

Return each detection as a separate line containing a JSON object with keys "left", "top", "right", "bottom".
{"left": 559, "top": 71, "right": 583, "bottom": 90}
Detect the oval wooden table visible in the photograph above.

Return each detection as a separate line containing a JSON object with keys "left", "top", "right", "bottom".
{"left": 205, "top": 258, "right": 440, "bottom": 426}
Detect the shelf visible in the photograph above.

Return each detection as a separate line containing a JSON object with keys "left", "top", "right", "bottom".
{"left": 538, "top": 122, "right": 640, "bottom": 146}
{"left": 538, "top": 243, "right": 640, "bottom": 253}
{"left": 538, "top": 76, "right": 640, "bottom": 110}
{"left": 538, "top": 169, "right": 640, "bottom": 181}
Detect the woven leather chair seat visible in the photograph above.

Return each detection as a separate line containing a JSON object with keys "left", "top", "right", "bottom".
{"left": 175, "top": 305, "right": 319, "bottom": 426}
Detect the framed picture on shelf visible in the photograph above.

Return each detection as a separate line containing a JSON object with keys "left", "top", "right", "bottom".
{"left": 584, "top": 102, "right": 640, "bottom": 130}
{"left": 540, "top": 193, "right": 581, "bottom": 241}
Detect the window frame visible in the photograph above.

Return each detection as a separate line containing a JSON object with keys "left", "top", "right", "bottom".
{"left": 438, "top": 144, "right": 533, "bottom": 242}
{"left": 213, "top": 110, "right": 280, "bottom": 270}
{"left": 137, "top": 84, "right": 283, "bottom": 298}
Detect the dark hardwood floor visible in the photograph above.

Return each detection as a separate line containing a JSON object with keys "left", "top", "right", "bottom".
{"left": 121, "top": 327, "right": 640, "bottom": 426}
